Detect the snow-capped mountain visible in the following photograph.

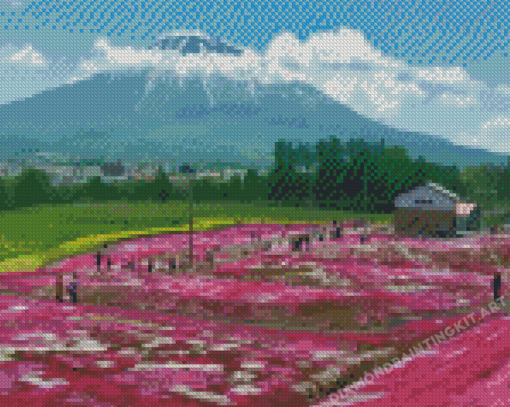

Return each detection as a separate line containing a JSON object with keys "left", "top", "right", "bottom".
{"left": 148, "top": 33, "right": 244, "bottom": 56}
{"left": 0, "top": 33, "right": 506, "bottom": 169}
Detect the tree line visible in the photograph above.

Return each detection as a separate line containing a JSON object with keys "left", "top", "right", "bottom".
{"left": 0, "top": 165, "right": 268, "bottom": 211}
{"left": 0, "top": 136, "right": 508, "bottom": 213}
{"left": 267, "top": 137, "right": 473, "bottom": 214}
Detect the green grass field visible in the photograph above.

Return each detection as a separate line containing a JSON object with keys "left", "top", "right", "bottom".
{"left": 0, "top": 200, "right": 393, "bottom": 273}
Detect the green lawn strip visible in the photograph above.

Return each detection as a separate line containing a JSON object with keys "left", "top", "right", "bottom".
{"left": 0, "top": 200, "right": 392, "bottom": 273}
{"left": 0, "top": 200, "right": 197, "bottom": 266}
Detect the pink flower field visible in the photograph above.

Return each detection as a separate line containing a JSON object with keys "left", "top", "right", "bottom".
{"left": 0, "top": 221, "right": 508, "bottom": 406}
{"left": 315, "top": 309, "right": 510, "bottom": 406}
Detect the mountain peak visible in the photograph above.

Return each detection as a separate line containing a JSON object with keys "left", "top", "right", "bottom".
{"left": 148, "top": 32, "right": 244, "bottom": 56}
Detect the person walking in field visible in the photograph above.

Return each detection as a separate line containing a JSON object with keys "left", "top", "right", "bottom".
{"left": 96, "top": 244, "right": 108, "bottom": 272}
{"left": 333, "top": 220, "right": 343, "bottom": 239}
{"left": 69, "top": 272, "right": 78, "bottom": 304}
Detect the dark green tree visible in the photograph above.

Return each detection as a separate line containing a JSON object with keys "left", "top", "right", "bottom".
{"left": 192, "top": 178, "right": 222, "bottom": 203}
{"left": 225, "top": 175, "right": 244, "bottom": 202}
{"left": 358, "top": 141, "right": 425, "bottom": 214}
{"left": 314, "top": 137, "right": 349, "bottom": 209}
{"left": 273, "top": 140, "right": 296, "bottom": 169}
{"left": 496, "top": 164, "right": 510, "bottom": 203}
{"left": 371, "top": 146, "right": 425, "bottom": 211}
{"left": 52, "top": 182, "right": 84, "bottom": 205}
{"left": 110, "top": 180, "right": 138, "bottom": 202}
{"left": 243, "top": 169, "right": 267, "bottom": 202}
{"left": 412, "top": 158, "right": 467, "bottom": 198}
{"left": 363, "top": 148, "right": 394, "bottom": 213}
{"left": 267, "top": 164, "right": 289, "bottom": 203}
{"left": 131, "top": 168, "right": 180, "bottom": 203}
{"left": 293, "top": 170, "right": 314, "bottom": 206}
{"left": 340, "top": 150, "right": 369, "bottom": 212}
{"left": 131, "top": 179, "right": 151, "bottom": 202}
{"left": 268, "top": 165, "right": 312, "bottom": 206}
{"left": 82, "top": 176, "right": 114, "bottom": 202}
{"left": 268, "top": 140, "right": 313, "bottom": 205}
{"left": 13, "top": 167, "right": 55, "bottom": 208}
{"left": 149, "top": 167, "right": 179, "bottom": 202}
{"left": 0, "top": 177, "right": 14, "bottom": 211}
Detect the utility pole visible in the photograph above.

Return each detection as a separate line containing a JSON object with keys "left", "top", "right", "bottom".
{"left": 363, "top": 153, "right": 368, "bottom": 213}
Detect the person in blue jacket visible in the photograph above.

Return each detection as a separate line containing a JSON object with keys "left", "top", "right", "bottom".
{"left": 69, "top": 272, "right": 78, "bottom": 304}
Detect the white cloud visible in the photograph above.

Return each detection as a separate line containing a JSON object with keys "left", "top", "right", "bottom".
{"left": 0, "top": 46, "right": 74, "bottom": 105}
{"left": 453, "top": 132, "right": 488, "bottom": 148}
{"left": 323, "top": 76, "right": 358, "bottom": 102}
{"left": 481, "top": 117, "right": 510, "bottom": 129}
{"left": 439, "top": 92, "right": 477, "bottom": 107}
{"left": 303, "top": 29, "right": 389, "bottom": 65}
{"left": 250, "top": 29, "right": 485, "bottom": 122}
{"left": 494, "top": 85, "right": 510, "bottom": 95}
{"left": 414, "top": 66, "right": 470, "bottom": 84}
{"left": 7, "top": 46, "right": 47, "bottom": 66}
{"left": 286, "top": 29, "right": 510, "bottom": 153}
{"left": 451, "top": 117, "right": 510, "bottom": 153}
{"left": 94, "top": 38, "right": 164, "bottom": 67}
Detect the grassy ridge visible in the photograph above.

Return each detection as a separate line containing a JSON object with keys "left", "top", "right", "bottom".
{"left": 0, "top": 200, "right": 393, "bottom": 273}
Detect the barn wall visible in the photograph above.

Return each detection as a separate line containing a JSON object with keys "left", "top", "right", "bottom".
{"left": 394, "top": 208, "right": 456, "bottom": 237}
{"left": 394, "top": 186, "right": 455, "bottom": 211}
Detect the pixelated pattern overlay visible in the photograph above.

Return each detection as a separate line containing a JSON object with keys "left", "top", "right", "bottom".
{"left": 0, "top": 0, "right": 509, "bottom": 406}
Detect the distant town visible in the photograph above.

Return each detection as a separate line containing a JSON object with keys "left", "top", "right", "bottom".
{"left": 0, "top": 154, "right": 270, "bottom": 186}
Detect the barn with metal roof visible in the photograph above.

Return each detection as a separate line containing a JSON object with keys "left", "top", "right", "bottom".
{"left": 394, "top": 182, "right": 481, "bottom": 238}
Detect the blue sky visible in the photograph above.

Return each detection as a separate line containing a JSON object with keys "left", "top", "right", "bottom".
{"left": 1, "top": 0, "right": 510, "bottom": 154}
